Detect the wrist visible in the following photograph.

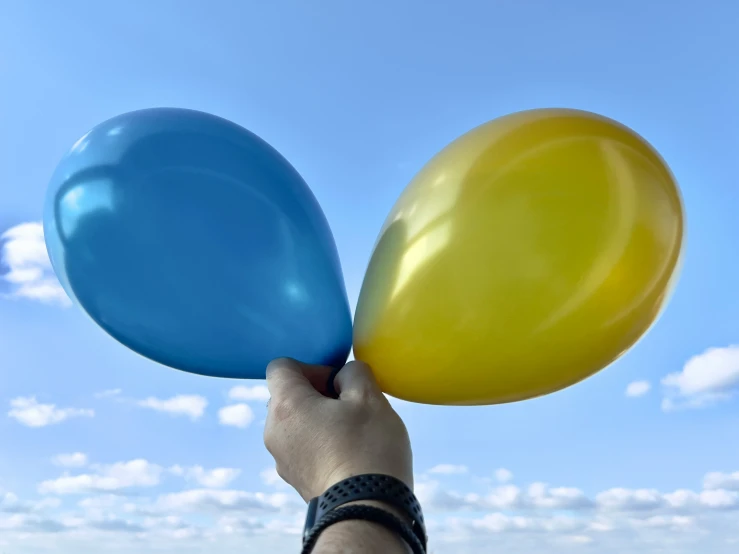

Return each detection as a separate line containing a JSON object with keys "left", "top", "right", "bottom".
{"left": 315, "top": 510, "right": 414, "bottom": 554}
{"left": 304, "top": 473, "right": 426, "bottom": 553}
{"left": 304, "top": 500, "right": 425, "bottom": 554}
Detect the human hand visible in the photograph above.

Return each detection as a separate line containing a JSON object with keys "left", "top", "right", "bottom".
{"left": 263, "top": 358, "right": 413, "bottom": 502}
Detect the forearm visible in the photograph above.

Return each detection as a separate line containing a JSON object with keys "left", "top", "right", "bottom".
{"left": 312, "top": 501, "right": 413, "bottom": 554}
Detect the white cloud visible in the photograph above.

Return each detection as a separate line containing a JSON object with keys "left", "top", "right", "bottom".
{"left": 259, "top": 468, "right": 287, "bottom": 489}
{"left": 170, "top": 466, "right": 241, "bottom": 488}
{"left": 495, "top": 468, "right": 514, "bottom": 483}
{"left": 2, "top": 465, "right": 739, "bottom": 554}
{"left": 78, "top": 495, "right": 122, "bottom": 512}
{"left": 215, "top": 514, "right": 267, "bottom": 535}
{"left": 528, "top": 483, "right": 593, "bottom": 510}
{"left": 53, "top": 453, "right": 88, "bottom": 468}
{"left": 218, "top": 404, "right": 254, "bottom": 429}
{"left": 661, "top": 346, "right": 739, "bottom": 410}
{"left": 138, "top": 395, "right": 207, "bottom": 420}
{"left": 0, "top": 222, "right": 70, "bottom": 306}
{"left": 38, "top": 459, "right": 163, "bottom": 495}
{"left": 418, "top": 473, "right": 739, "bottom": 518}
{"left": 416, "top": 480, "right": 525, "bottom": 512}
{"left": 0, "top": 492, "right": 60, "bottom": 514}
{"left": 8, "top": 397, "right": 94, "bottom": 427}
{"left": 630, "top": 514, "right": 697, "bottom": 531}
{"left": 467, "top": 512, "right": 586, "bottom": 533}
{"left": 661, "top": 488, "right": 739, "bottom": 511}
{"left": 625, "top": 380, "right": 651, "bottom": 398}
{"left": 595, "top": 488, "right": 663, "bottom": 511}
{"left": 154, "top": 489, "right": 297, "bottom": 514}
{"left": 486, "top": 485, "right": 525, "bottom": 509}
{"left": 698, "top": 489, "right": 738, "bottom": 509}
{"left": 227, "top": 386, "right": 270, "bottom": 403}
{"left": 561, "top": 534, "right": 594, "bottom": 545}
{"left": 704, "top": 471, "right": 739, "bottom": 491}
{"left": 428, "top": 464, "right": 468, "bottom": 475}
{"left": 94, "top": 389, "right": 122, "bottom": 399}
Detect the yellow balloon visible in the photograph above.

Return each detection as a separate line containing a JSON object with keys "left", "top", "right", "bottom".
{"left": 353, "top": 108, "right": 684, "bottom": 406}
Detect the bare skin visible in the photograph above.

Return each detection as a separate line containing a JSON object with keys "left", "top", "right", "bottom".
{"left": 264, "top": 358, "right": 415, "bottom": 554}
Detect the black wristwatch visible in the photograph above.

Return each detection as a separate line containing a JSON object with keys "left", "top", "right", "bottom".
{"left": 302, "top": 474, "right": 427, "bottom": 550}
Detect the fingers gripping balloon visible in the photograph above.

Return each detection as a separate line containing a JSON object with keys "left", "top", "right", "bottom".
{"left": 353, "top": 108, "right": 684, "bottom": 406}
{"left": 43, "top": 108, "right": 353, "bottom": 380}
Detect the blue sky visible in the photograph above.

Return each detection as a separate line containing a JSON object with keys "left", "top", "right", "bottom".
{"left": 1, "top": 1, "right": 738, "bottom": 552}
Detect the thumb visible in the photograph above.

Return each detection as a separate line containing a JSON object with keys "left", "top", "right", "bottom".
{"left": 333, "top": 360, "right": 383, "bottom": 401}
{"left": 265, "top": 358, "right": 330, "bottom": 402}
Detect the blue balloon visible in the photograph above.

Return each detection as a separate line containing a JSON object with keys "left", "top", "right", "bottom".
{"left": 44, "top": 108, "right": 352, "bottom": 379}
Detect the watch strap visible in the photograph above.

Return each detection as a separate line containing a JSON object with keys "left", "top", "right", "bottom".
{"left": 307, "top": 474, "right": 426, "bottom": 549}
{"left": 301, "top": 504, "right": 426, "bottom": 554}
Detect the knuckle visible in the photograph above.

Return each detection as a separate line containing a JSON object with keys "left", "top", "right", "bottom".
{"left": 346, "top": 398, "right": 375, "bottom": 426}
{"left": 275, "top": 464, "right": 289, "bottom": 483}
{"left": 263, "top": 427, "right": 277, "bottom": 452}
{"left": 349, "top": 386, "right": 380, "bottom": 409}
{"left": 358, "top": 387, "right": 378, "bottom": 404}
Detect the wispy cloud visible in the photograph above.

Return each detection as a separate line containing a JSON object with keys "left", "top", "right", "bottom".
{"left": 8, "top": 397, "right": 94, "bottom": 427}
{"left": 0, "top": 463, "right": 736, "bottom": 553}
{"left": 227, "top": 386, "right": 270, "bottom": 403}
{"left": 169, "top": 466, "right": 241, "bottom": 488}
{"left": 661, "top": 346, "right": 739, "bottom": 411}
{"left": 259, "top": 467, "right": 288, "bottom": 489}
{"left": 625, "top": 380, "right": 651, "bottom": 398}
{"left": 495, "top": 468, "right": 514, "bottom": 483}
{"left": 0, "top": 222, "right": 69, "bottom": 306}
{"left": 218, "top": 404, "right": 254, "bottom": 429}
{"left": 94, "top": 389, "right": 122, "bottom": 399}
{"left": 137, "top": 396, "right": 207, "bottom": 421}
{"left": 52, "top": 453, "right": 89, "bottom": 468}
{"left": 428, "top": 464, "right": 469, "bottom": 475}
{"left": 153, "top": 488, "right": 297, "bottom": 515}
{"left": 38, "top": 459, "right": 163, "bottom": 495}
